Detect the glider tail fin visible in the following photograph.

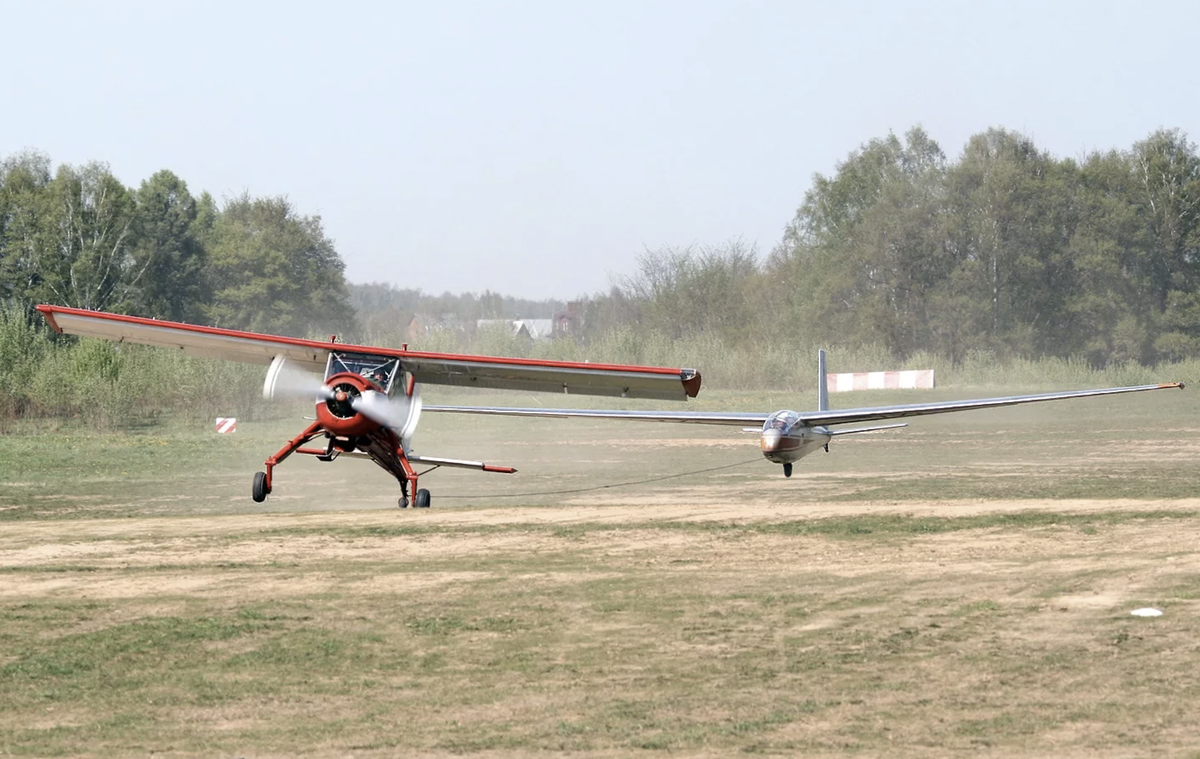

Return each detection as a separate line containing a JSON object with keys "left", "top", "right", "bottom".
{"left": 817, "top": 349, "right": 830, "bottom": 412}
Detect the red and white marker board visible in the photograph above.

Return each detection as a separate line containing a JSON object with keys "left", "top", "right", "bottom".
{"left": 215, "top": 417, "right": 237, "bottom": 434}
{"left": 826, "top": 370, "right": 935, "bottom": 393}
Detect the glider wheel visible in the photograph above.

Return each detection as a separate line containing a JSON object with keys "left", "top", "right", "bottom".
{"left": 414, "top": 488, "right": 431, "bottom": 509}
{"left": 252, "top": 471, "right": 269, "bottom": 502}
{"left": 398, "top": 496, "right": 409, "bottom": 509}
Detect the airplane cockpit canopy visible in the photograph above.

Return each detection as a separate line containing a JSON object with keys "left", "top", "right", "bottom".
{"left": 763, "top": 410, "right": 801, "bottom": 432}
{"left": 326, "top": 352, "right": 401, "bottom": 395}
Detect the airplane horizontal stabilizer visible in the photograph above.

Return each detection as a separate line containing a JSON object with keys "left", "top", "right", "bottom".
{"left": 408, "top": 454, "right": 517, "bottom": 474}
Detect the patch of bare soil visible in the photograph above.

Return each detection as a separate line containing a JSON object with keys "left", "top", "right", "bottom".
{"left": 4, "top": 495, "right": 1198, "bottom": 545}
{"left": 6, "top": 490, "right": 1200, "bottom": 757}
{"left": 3, "top": 496, "right": 1197, "bottom": 604}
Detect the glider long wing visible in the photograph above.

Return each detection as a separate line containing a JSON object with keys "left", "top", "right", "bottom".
{"left": 35, "top": 305, "right": 701, "bottom": 401}
{"left": 425, "top": 382, "right": 1183, "bottom": 426}
{"left": 798, "top": 383, "right": 1183, "bottom": 427}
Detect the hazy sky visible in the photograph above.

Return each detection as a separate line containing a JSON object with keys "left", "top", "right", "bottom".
{"left": 3, "top": 1, "right": 1197, "bottom": 300}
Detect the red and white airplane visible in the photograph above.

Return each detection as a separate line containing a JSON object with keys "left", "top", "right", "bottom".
{"left": 36, "top": 305, "right": 701, "bottom": 508}
{"left": 425, "top": 350, "right": 1185, "bottom": 478}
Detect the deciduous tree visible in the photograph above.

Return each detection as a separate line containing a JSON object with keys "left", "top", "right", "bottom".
{"left": 205, "top": 194, "right": 356, "bottom": 337}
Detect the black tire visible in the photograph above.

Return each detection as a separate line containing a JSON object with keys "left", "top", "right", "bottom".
{"left": 398, "top": 496, "right": 409, "bottom": 509}
{"left": 782, "top": 463, "right": 793, "bottom": 478}
{"left": 414, "top": 488, "right": 431, "bottom": 509}
{"left": 252, "top": 471, "right": 269, "bottom": 502}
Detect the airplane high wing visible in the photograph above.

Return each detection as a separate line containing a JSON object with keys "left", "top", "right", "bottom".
{"left": 36, "top": 305, "right": 701, "bottom": 507}
{"left": 37, "top": 305, "right": 700, "bottom": 400}
{"left": 426, "top": 350, "right": 1185, "bottom": 478}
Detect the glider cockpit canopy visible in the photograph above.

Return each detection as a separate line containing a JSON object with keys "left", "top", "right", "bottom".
{"left": 764, "top": 410, "right": 801, "bottom": 432}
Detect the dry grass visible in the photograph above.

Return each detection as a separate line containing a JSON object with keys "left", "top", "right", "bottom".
{"left": 4, "top": 503, "right": 1200, "bottom": 756}
{"left": 2, "top": 385, "right": 1200, "bottom": 756}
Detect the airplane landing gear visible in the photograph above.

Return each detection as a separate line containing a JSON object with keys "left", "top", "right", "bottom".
{"left": 252, "top": 471, "right": 269, "bottom": 502}
{"left": 782, "top": 463, "right": 793, "bottom": 478}
{"left": 399, "top": 489, "right": 430, "bottom": 508}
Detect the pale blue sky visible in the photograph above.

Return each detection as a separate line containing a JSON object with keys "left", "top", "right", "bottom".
{"left": 3, "top": 0, "right": 1196, "bottom": 299}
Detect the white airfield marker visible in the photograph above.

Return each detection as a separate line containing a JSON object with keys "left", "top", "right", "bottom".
{"left": 1130, "top": 608, "right": 1163, "bottom": 617}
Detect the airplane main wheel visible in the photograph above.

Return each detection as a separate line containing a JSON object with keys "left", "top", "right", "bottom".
{"left": 782, "top": 463, "right": 793, "bottom": 478}
{"left": 414, "top": 488, "right": 431, "bottom": 509}
{"left": 252, "top": 471, "right": 269, "bottom": 502}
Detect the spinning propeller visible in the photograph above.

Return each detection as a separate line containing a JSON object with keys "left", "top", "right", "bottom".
{"left": 262, "top": 356, "right": 423, "bottom": 449}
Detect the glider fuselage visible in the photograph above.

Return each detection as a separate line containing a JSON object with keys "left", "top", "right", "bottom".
{"left": 759, "top": 410, "right": 831, "bottom": 465}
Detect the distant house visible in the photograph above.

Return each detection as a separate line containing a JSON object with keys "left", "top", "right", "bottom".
{"left": 476, "top": 318, "right": 521, "bottom": 337}
{"left": 475, "top": 319, "right": 554, "bottom": 341}
{"left": 521, "top": 319, "right": 554, "bottom": 340}
{"left": 407, "top": 313, "right": 464, "bottom": 341}
{"left": 406, "top": 314, "right": 429, "bottom": 341}
{"left": 552, "top": 302, "right": 583, "bottom": 338}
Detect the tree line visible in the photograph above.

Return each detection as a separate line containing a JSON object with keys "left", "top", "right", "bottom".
{"left": 349, "top": 282, "right": 564, "bottom": 340}
{"left": 0, "top": 150, "right": 355, "bottom": 338}
{"left": 5, "top": 125, "right": 1199, "bottom": 371}
{"left": 589, "top": 127, "right": 1200, "bottom": 366}
{"left": 4, "top": 126, "right": 1200, "bottom": 427}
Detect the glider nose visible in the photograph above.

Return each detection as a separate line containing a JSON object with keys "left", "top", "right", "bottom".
{"left": 761, "top": 429, "right": 782, "bottom": 453}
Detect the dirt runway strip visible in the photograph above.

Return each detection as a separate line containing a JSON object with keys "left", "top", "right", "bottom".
{"left": 5, "top": 497, "right": 1200, "bottom": 596}
{"left": 6, "top": 496, "right": 1200, "bottom": 757}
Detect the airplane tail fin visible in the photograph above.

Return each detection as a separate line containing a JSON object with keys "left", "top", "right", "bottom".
{"left": 818, "top": 349, "right": 830, "bottom": 412}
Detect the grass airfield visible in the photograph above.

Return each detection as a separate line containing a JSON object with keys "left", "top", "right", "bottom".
{"left": 2, "top": 385, "right": 1200, "bottom": 757}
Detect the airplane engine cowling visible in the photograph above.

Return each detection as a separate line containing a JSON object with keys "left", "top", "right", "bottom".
{"left": 315, "top": 373, "right": 379, "bottom": 437}
{"left": 315, "top": 371, "right": 424, "bottom": 448}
